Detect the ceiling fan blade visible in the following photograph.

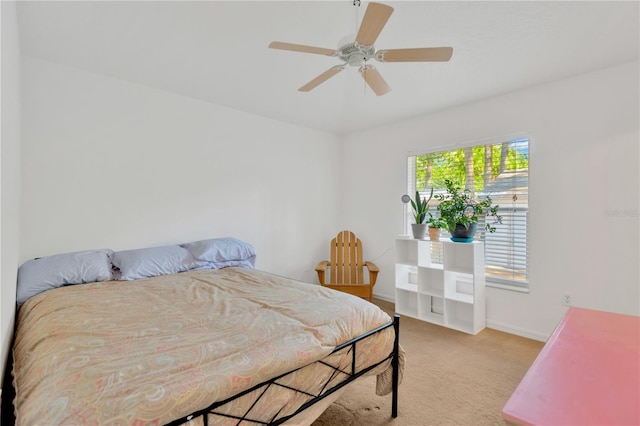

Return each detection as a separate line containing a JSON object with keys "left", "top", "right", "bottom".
{"left": 376, "top": 47, "right": 453, "bottom": 62}
{"left": 355, "top": 2, "right": 394, "bottom": 47}
{"left": 359, "top": 64, "right": 391, "bottom": 96}
{"left": 298, "top": 65, "right": 345, "bottom": 92}
{"left": 269, "top": 41, "right": 336, "bottom": 56}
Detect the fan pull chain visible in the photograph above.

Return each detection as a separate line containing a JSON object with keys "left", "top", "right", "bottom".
{"left": 363, "top": 67, "right": 365, "bottom": 95}
{"left": 363, "top": 66, "right": 367, "bottom": 96}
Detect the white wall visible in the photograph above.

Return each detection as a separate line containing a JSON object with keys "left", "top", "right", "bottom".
{"left": 14, "top": 47, "right": 640, "bottom": 346}
{"left": 0, "top": 0, "right": 22, "bottom": 390}
{"left": 21, "top": 57, "right": 342, "bottom": 283}
{"left": 341, "top": 61, "right": 640, "bottom": 341}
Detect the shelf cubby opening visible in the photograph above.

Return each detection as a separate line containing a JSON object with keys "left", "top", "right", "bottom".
{"left": 418, "top": 267, "right": 444, "bottom": 297}
{"left": 443, "top": 242, "right": 477, "bottom": 274}
{"left": 418, "top": 294, "right": 444, "bottom": 325}
{"left": 395, "top": 265, "right": 418, "bottom": 292}
{"left": 395, "top": 238, "right": 418, "bottom": 265}
{"left": 444, "top": 299, "right": 475, "bottom": 333}
{"left": 444, "top": 272, "right": 474, "bottom": 304}
{"left": 396, "top": 237, "right": 445, "bottom": 268}
{"left": 396, "top": 288, "right": 419, "bottom": 318}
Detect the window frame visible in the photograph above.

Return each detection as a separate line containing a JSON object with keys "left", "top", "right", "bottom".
{"left": 406, "top": 135, "right": 530, "bottom": 290}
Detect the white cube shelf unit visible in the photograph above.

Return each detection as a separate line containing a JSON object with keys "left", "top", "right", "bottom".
{"left": 395, "top": 236, "right": 486, "bottom": 335}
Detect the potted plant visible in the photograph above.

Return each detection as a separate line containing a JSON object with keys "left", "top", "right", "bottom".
{"left": 402, "top": 188, "right": 433, "bottom": 239}
{"left": 434, "top": 179, "right": 502, "bottom": 242}
{"left": 426, "top": 214, "right": 447, "bottom": 241}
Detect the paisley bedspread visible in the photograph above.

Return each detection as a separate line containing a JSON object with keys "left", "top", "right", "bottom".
{"left": 13, "top": 268, "right": 398, "bottom": 425}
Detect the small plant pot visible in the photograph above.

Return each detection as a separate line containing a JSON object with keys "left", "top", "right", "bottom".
{"left": 450, "top": 223, "right": 477, "bottom": 242}
{"left": 411, "top": 224, "right": 427, "bottom": 240}
{"left": 428, "top": 227, "right": 441, "bottom": 241}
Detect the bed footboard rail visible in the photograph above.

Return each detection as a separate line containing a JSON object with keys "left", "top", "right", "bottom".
{"left": 166, "top": 314, "right": 400, "bottom": 426}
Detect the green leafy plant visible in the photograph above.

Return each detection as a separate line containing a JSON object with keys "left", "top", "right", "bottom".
{"left": 434, "top": 179, "right": 502, "bottom": 233}
{"left": 408, "top": 188, "right": 433, "bottom": 224}
{"left": 426, "top": 213, "right": 447, "bottom": 229}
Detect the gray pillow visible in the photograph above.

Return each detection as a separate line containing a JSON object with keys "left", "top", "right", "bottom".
{"left": 17, "top": 249, "right": 114, "bottom": 304}
{"left": 112, "top": 245, "right": 205, "bottom": 281}
{"left": 181, "top": 237, "right": 256, "bottom": 269}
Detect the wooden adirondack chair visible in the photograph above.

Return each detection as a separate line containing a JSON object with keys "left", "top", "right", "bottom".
{"left": 315, "top": 230, "right": 379, "bottom": 302}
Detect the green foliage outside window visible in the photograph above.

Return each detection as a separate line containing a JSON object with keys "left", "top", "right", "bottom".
{"left": 415, "top": 142, "right": 529, "bottom": 193}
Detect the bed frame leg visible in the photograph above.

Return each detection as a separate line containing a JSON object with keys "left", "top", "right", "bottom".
{"left": 392, "top": 314, "right": 400, "bottom": 418}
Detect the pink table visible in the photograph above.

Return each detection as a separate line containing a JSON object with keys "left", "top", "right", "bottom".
{"left": 503, "top": 307, "right": 640, "bottom": 425}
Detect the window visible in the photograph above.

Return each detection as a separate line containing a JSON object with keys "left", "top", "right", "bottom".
{"left": 407, "top": 138, "right": 529, "bottom": 288}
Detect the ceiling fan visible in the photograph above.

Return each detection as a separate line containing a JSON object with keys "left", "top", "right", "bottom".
{"left": 269, "top": 1, "right": 453, "bottom": 96}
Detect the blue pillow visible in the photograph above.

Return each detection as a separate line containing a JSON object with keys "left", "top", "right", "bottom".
{"left": 181, "top": 237, "right": 256, "bottom": 269}
{"left": 112, "top": 245, "right": 205, "bottom": 281}
{"left": 17, "top": 249, "right": 114, "bottom": 304}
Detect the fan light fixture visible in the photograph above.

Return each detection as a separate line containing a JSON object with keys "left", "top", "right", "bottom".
{"left": 269, "top": 1, "right": 453, "bottom": 96}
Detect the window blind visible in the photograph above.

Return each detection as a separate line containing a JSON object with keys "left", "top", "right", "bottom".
{"left": 407, "top": 138, "right": 529, "bottom": 287}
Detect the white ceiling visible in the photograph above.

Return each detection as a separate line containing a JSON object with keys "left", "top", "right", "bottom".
{"left": 16, "top": 1, "right": 640, "bottom": 135}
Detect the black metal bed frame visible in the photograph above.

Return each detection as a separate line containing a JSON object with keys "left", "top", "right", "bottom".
{"left": 166, "top": 314, "right": 400, "bottom": 426}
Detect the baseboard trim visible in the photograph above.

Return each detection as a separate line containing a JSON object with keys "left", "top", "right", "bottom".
{"left": 372, "top": 293, "right": 395, "bottom": 304}
{"left": 486, "top": 319, "right": 549, "bottom": 342}
{"left": 374, "top": 293, "right": 549, "bottom": 342}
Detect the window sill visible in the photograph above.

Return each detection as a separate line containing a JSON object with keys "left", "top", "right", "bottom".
{"left": 486, "top": 281, "right": 530, "bottom": 294}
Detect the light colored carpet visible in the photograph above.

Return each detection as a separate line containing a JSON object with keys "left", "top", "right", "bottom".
{"left": 312, "top": 299, "right": 544, "bottom": 426}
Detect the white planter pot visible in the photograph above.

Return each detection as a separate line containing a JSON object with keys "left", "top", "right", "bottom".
{"left": 411, "top": 223, "right": 427, "bottom": 239}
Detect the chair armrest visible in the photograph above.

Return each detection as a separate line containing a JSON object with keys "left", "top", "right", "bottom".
{"left": 315, "top": 260, "right": 329, "bottom": 272}
{"left": 365, "top": 261, "right": 379, "bottom": 287}
{"left": 315, "top": 261, "right": 329, "bottom": 285}
{"left": 364, "top": 261, "right": 379, "bottom": 273}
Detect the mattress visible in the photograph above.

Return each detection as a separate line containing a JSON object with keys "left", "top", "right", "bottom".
{"left": 12, "top": 267, "right": 399, "bottom": 425}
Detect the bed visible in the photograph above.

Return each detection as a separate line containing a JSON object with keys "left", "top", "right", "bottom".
{"left": 11, "top": 238, "right": 403, "bottom": 425}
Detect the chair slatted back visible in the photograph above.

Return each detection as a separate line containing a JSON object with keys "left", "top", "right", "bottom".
{"left": 329, "top": 230, "right": 364, "bottom": 284}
